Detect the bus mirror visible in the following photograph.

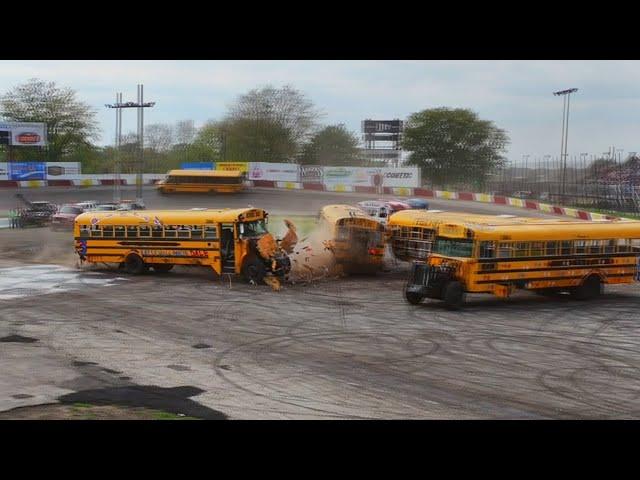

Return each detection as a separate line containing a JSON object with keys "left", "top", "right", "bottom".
{"left": 239, "top": 224, "right": 245, "bottom": 235}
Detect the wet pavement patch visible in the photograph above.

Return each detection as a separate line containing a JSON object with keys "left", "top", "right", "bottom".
{"left": 12, "top": 394, "right": 34, "bottom": 399}
{"left": 102, "top": 368, "right": 122, "bottom": 375}
{"left": 0, "top": 334, "right": 39, "bottom": 343}
{"left": 119, "top": 376, "right": 131, "bottom": 381}
{"left": 167, "top": 364, "right": 191, "bottom": 372}
{"left": 192, "top": 343, "right": 212, "bottom": 349}
{"left": 58, "top": 385, "right": 227, "bottom": 420}
{"left": 219, "top": 365, "right": 232, "bottom": 371}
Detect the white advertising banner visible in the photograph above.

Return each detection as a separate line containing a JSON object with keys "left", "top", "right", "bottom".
{"left": 248, "top": 162, "right": 299, "bottom": 182}
{"left": 322, "top": 166, "right": 420, "bottom": 188}
{"left": 379, "top": 167, "right": 420, "bottom": 188}
{"left": 0, "top": 162, "right": 7, "bottom": 180}
{"left": 45, "top": 162, "right": 81, "bottom": 180}
{"left": 0, "top": 122, "right": 47, "bottom": 146}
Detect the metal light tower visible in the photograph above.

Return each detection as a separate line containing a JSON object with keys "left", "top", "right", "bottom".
{"left": 105, "top": 84, "right": 155, "bottom": 204}
{"left": 553, "top": 88, "right": 578, "bottom": 200}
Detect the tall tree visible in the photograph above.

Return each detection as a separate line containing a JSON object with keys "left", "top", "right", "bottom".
{"left": 403, "top": 108, "right": 509, "bottom": 188}
{"left": 0, "top": 78, "right": 99, "bottom": 161}
{"left": 300, "top": 124, "right": 362, "bottom": 166}
{"left": 224, "top": 85, "right": 322, "bottom": 162}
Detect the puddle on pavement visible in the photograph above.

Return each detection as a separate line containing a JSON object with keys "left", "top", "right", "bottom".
{"left": 0, "top": 334, "right": 39, "bottom": 343}
{"left": 0, "top": 264, "right": 128, "bottom": 300}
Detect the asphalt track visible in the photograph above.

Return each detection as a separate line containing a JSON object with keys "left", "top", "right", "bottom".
{"left": 1, "top": 186, "right": 639, "bottom": 419}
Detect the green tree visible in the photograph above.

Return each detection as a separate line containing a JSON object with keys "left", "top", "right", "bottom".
{"left": 300, "top": 124, "right": 362, "bottom": 166}
{"left": 0, "top": 78, "right": 99, "bottom": 162}
{"left": 403, "top": 108, "right": 509, "bottom": 188}
{"left": 223, "top": 85, "right": 322, "bottom": 162}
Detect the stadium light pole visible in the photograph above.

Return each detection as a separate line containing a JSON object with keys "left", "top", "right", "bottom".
{"left": 553, "top": 88, "right": 578, "bottom": 201}
{"left": 106, "top": 85, "right": 155, "bottom": 204}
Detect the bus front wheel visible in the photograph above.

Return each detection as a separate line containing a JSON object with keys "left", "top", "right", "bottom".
{"left": 405, "top": 290, "right": 424, "bottom": 305}
{"left": 152, "top": 264, "right": 174, "bottom": 273}
{"left": 443, "top": 281, "right": 465, "bottom": 310}
{"left": 124, "top": 254, "right": 147, "bottom": 275}
{"left": 242, "top": 257, "right": 267, "bottom": 284}
{"left": 572, "top": 275, "right": 602, "bottom": 301}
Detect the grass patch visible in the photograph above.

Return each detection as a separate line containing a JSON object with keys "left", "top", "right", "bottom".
{"left": 269, "top": 215, "right": 316, "bottom": 237}
{"left": 151, "top": 410, "right": 197, "bottom": 420}
{"left": 73, "top": 402, "right": 94, "bottom": 409}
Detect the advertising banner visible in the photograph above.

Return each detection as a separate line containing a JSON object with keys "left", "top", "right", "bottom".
{"left": 248, "top": 162, "right": 299, "bottom": 182}
{"left": 45, "top": 162, "right": 81, "bottom": 180}
{"left": 0, "top": 122, "right": 47, "bottom": 146}
{"left": 8, "top": 162, "right": 46, "bottom": 181}
{"left": 299, "top": 165, "right": 324, "bottom": 183}
{"left": 0, "top": 162, "right": 7, "bottom": 180}
{"left": 181, "top": 162, "right": 214, "bottom": 170}
{"left": 217, "top": 162, "right": 249, "bottom": 173}
{"left": 322, "top": 166, "right": 420, "bottom": 189}
{"left": 380, "top": 167, "right": 420, "bottom": 187}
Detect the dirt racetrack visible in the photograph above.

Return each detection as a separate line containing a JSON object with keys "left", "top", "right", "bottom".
{"left": 1, "top": 187, "right": 639, "bottom": 419}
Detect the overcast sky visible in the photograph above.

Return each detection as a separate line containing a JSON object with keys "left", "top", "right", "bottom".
{"left": 0, "top": 60, "right": 638, "bottom": 163}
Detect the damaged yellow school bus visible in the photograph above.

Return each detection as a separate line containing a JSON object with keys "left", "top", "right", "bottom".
{"left": 74, "top": 208, "right": 291, "bottom": 283}
{"left": 404, "top": 215, "right": 640, "bottom": 309}
{"left": 318, "top": 204, "right": 386, "bottom": 274}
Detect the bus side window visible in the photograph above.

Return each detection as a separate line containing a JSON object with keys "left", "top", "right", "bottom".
{"left": 204, "top": 226, "right": 218, "bottom": 239}
{"left": 126, "top": 226, "right": 138, "bottom": 238}
{"left": 498, "top": 242, "right": 512, "bottom": 258}
{"left": 114, "top": 226, "right": 125, "bottom": 238}
{"left": 90, "top": 225, "right": 102, "bottom": 237}
{"left": 102, "top": 226, "right": 114, "bottom": 238}
{"left": 575, "top": 240, "right": 586, "bottom": 255}
{"left": 514, "top": 242, "right": 529, "bottom": 258}
{"left": 165, "top": 227, "right": 177, "bottom": 238}
{"left": 191, "top": 225, "right": 203, "bottom": 238}
{"left": 617, "top": 238, "right": 630, "bottom": 253}
{"left": 139, "top": 226, "right": 151, "bottom": 238}
{"left": 178, "top": 226, "right": 191, "bottom": 238}
{"left": 479, "top": 241, "right": 496, "bottom": 258}
{"left": 152, "top": 226, "right": 163, "bottom": 238}
{"left": 530, "top": 241, "right": 544, "bottom": 257}
{"left": 631, "top": 239, "right": 640, "bottom": 253}
{"left": 587, "top": 240, "right": 602, "bottom": 255}
{"left": 545, "top": 241, "right": 558, "bottom": 256}
{"left": 79, "top": 225, "right": 90, "bottom": 238}
{"left": 604, "top": 239, "right": 615, "bottom": 254}
{"left": 560, "top": 241, "right": 572, "bottom": 256}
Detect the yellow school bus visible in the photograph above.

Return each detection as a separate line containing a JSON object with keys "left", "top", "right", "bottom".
{"left": 156, "top": 169, "right": 244, "bottom": 194}
{"left": 318, "top": 204, "right": 386, "bottom": 274}
{"left": 388, "top": 209, "right": 571, "bottom": 262}
{"left": 74, "top": 208, "right": 290, "bottom": 283}
{"left": 404, "top": 215, "right": 640, "bottom": 309}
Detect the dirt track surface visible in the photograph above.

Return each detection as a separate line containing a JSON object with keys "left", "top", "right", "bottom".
{"left": 1, "top": 187, "right": 639, "bottom": 419}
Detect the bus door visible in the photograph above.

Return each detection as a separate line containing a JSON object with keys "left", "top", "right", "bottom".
{"left": 221, "top": 223, "right": 236, "bottom": 273}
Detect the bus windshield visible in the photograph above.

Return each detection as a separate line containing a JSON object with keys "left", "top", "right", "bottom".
{"left": 433, "top": 238, "right": 474, "bottom": 257}
{"left": 240, "top": 220, "right": 268, "bottom": 237}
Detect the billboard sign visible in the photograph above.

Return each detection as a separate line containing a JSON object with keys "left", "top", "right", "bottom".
{"left": 380, "top": 167, "right": 420, "bottom": 187}
{"left": 181, "top": 162, "right": 214, "bottom": 170}
{"left": 299, "top": 165, "right": 324, "bottom": 183}
{"left": 8, "top": 162, "right": 46, "bottom": 181}
{"left": 217, "top": 162, "right": 249, "bottom": 173}
{"left": 45, "top": 162, "right": 81, "bottom": 180}
{"left": 362, "top": 120, "right": 403, "bottom": 134}
{"left": 248, "top": 162, "right": 299, "bottom": 182}
{"left": 0, "top": 122, "right": 47, "bottom": 146}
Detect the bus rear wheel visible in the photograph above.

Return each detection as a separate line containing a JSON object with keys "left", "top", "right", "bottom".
{"left": 124, "top": 254, "right": 147, "bottom": 275}
{"left": 572, "top": 275, "right": 602, "bottom": 301}
{"left": 152, "top": 264, "right": 174, "bottom": 273}
{"left": 405, "top": 290, "right": 424, "bottom": 305}
{"left": 443, "top": 281, "right": 465, "bottom": 310}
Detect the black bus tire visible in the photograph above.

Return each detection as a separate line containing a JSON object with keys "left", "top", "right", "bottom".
{"left": 405, "top": 290, "right": 424, "bottom": 305}
{"left": 124, "top": 254, "right": 146, "bottom": 275}
{"left": 443, "top": 281, "right": 465, "bottom": 310}
{"left": 572, "top": 275, "right": 602, "bottom": 301}
{"left": 242, "top": 257, "right": 267, "bottom": 284}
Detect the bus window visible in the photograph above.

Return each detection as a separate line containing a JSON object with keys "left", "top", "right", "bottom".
{"left": 479, "top": 241, "right": 496, "bottom": 258}
{"left": 126, "top": 226, "right": 138, "bottom": 238}
{"left": 165, "top": 227, "right": 177, "bottom": 238}
{"left": 632, "top": 239, "right": 640, "bottom": 253}
{"left": 617, "top": 239, "right": 630, "bottom": 253}
{"left": 79, "top": 225, "right": 90, "bottom": 238}
{"left": 498, "top": 242, "right": 513, "bottom": 258}
{"left": 531, "top": 241, "right": 544, "bottom": 257}
{"left": 90, "top": 225, "right": 101, "bottom": 237}
{"left": 513, "top": 242, "right": 529, "bottom": 258}
{"left": 545, "top": 241, "right": 558, "bottom": 256}
{"left": 139, "top": 226, "right": 151, "bottom": 237}
{"left": 114, "top": 226, "right": 125, "bottom": 238}
{"left": 102, "top": 226, "right": 114, "bottom": 238}
{"left": 191, "top": 226, "right": 203, "bottom": 238}
{"left": 587, "top": 240, "right": 602, "bottom": 255}
{"left": 152, "top": 226, "right": 163, "bottom": 238}
{"left": 604, "top": 239, "right": 616, "bottom": 254}
{"left": 575, "top": 240, "right": 586, "bottom": 255}
{"left": 178, "top": 226, "right": 191, "bottom": 238}
{"left": 204, "top": 226, "right": 218, "bottom": 239}
{"left": 434, "top": 238, "right": 474, "bottom": 257}
{"left": 560, "top": 241, "right": 572, "bottom": 256}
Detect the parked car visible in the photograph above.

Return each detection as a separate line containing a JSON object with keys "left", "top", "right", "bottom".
{"left": 75, "top": 201, "right": 99, "bottom": 211}
{"left": 18, "top": 201, "right": 58, "bottom": 227}
{"left": 405, "top": 198, "right": 430, "bottom": 210}
{"left": 51, "top": 204, "right": 84, "bottom": 231}
{"left": 117, "top": 200, "right": 146, "bottom": 210}
{"left": 511, "top": 191, "right": 533, "bottom": 199}
{"left": 94, "top": 203, "right": 119, "bottom": 211}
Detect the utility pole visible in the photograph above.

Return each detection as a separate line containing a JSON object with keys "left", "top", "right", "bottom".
{"left": 553, "top": 88, "right": 578, "bottom": 201}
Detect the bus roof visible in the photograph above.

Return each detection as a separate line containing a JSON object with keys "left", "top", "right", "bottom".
{"left": 167, "top": 169, "right": 243, "bottom": 177}
{"left": 320, "top": 204, "right": 378, "bottom": 223}
{"left": 436, "top": 216, "right": 640, "bottom": 241}
{"left": 75, "top": 208, "right": 266, "bottom": 225}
